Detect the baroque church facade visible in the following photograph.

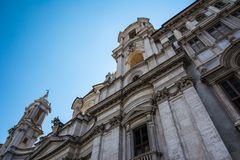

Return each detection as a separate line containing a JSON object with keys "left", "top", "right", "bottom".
{"left": 1, "top": 0, "right": 240, "bottom": 159}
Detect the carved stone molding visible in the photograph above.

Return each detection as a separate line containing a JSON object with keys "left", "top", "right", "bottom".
{"left": 88, "top": 53, "right": 186, "bottom": 116}
{"left": 92, "top": 124, "right": 105, "bottom": 136}
{"left": 151, "top": 76, "right": 193, "bottom": 105}
{"left": 128, "top": 42, "right": 136, "bottom": 53}
{"left": 109, "top": 115, "right": 122, "bottom": 128}
{"left": 80, "top": 115, "right": 123, "bottom": 146}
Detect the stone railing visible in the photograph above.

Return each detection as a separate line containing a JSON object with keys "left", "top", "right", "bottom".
{"left": 131, "top": 151, "right": 160, "bottom": 160}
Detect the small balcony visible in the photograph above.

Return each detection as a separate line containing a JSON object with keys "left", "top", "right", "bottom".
{"left": 131, "top": 151, "right": 162, "bottom": 160}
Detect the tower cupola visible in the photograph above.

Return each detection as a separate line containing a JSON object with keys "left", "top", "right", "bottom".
{"left": 0, "top": 91, "right": 51, "bottom": 158}
{"left": 112, "top": 18, "right": 156, "bottom": 77}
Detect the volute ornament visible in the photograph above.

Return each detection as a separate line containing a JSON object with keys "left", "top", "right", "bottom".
{"left": 151, "top": 76, "right": 193, "bottom": 105}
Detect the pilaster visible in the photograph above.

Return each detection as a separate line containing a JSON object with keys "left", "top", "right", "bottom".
{"left": 143, "top": 36, "right": 154, "bottom": 58}
{"left": 91, "top": 135, "right": 103, "bottom": 160}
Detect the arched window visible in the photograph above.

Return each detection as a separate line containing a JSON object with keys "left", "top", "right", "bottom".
{"left": 128, "top": 52, "right": 144, "bottom": 69}
{"left": 34, "top": 109, "right": 43, "bottom": 123}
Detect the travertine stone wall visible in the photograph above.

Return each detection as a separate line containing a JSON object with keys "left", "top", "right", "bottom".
{"left": 100, "top": 127, "right": 120, "bottom": 160}
{"left": 91, "top": 127, "right": 120, "bottom": 160}
{"left": 158, "top": 100, "right": 185, "bottom": 160}
{"left": 91, "top": 135, "right": 102, "bottom": 160}
{"left": 158, "top": 86, "right": 231, "bottom": 160}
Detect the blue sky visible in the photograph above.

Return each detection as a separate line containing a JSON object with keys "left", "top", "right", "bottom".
{"left": 0, "top": 0, "right": 195, "bottom": 143}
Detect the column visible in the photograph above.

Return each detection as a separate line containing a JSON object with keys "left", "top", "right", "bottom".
{"left": 122, "top": 127, "right": 126, "bottom": 160}
{"left": 116, "top": 55, "right": 124, "bottom": 77}
{"left": 198, "top": 32, "right": 215, "bottom": 47}
{"left": 144, "top": 36, "right": 154, "bottom": 58}
{"left": 126, "top": 124, "right": 133, "bottom": 160}
{"left": 201, "top": 31, "right": 216, "bottom": 46}
{"left": 91, "top": 135, "right": 103, "bottom": 160}
{"left": 150, "top": 39, "right": 158, "bottom": 54}
{"left": 158, "top": 101, "right": 185, "bottom": 160}
{"left": 183, "top": 86, "right": 232, "bottom": 160}
{"left": 170, "top": 96, "right": 208, "bottom": 159}
{"left": 101, "top": 127, "right": 120, "bottom": 160}
{"left": 147, "top": 115, "right": 158, "bottom": 160}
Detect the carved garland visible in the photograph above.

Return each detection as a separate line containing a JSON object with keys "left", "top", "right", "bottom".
{"left": 151, "top": 76, "right": 193, "bottom": 105}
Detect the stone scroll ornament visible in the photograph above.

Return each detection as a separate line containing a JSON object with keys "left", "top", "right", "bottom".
{"left": 92, "top": 124, "right": 105, "bottom": 136}
{"left": 109, "top": 115, "right": 122, "bottom": 128}
{"left": 151, "top": 76, "right": 193, "bottom": 105}
{"left": 128, "top": 42, "right": 136, "bottom": 52}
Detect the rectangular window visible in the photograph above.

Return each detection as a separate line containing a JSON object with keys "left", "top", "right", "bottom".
{"left": 196, "top": 13, "right": 206, "bottom": 22}
{"left": 169, "top": 35, "right": 176, "bottom": 43}
{"left": 188, "top": 37, "right": 205, "bottom": 53}
{"left": 207, "top": 22, "right": 231, "bottom": 40}
{"left": 179, "top": 26, "right": 188, "bottom": 34}
{"left": 133, "top": 124, "right": 150, "bottom": 156}
{"left": 232, "top": 8, "right": 240, "bottom": 18}
{"left": 219, "top": 76, "right": 240, "bottom": 109}
{"left": 129, "top": 29, "right": 137, "bottom": 39}
{"left": 213, "top": 1, "right": 227, "bottom": 9}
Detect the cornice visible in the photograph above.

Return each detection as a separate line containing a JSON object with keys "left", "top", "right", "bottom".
{"left": 87, "top": 52, "right": 186, "bottom": 116}
{"left": 28, "top": 135, "right": 71, "bottom": 160}
{"left": 29, "top": 53, "right": 188, "bottom": 157}
{"left": 152, "top": 0, "right": 209, "bottom": 38}
{"left": 33, "top": 70, "right": 192, "bottom": 154}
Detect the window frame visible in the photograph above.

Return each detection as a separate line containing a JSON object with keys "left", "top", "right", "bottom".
{"left": 132, "top": 124, "right": 150, "bottom": 156}
{"left": 129, "top": 29, "right": 137, "bottom": 39}
{"left": 219, "top": 75, "right": 240, "bottom": 111}
{"left": 168, "top": 35, "right": 176, "bottom": 43}
{"left": 179, "top": 25, "right": 188, "bottom": 35}
{"left": 206, "top": 22, "right": 231, "bottom": 41}
{"left": 213, "top": 1, "right": 227, "bottom": 10}
{"left": 231, "top": 8, "right": 240, "bottom": 19}
{"left": 195, "top": 13, "right": 207, "bottom": 23}
{"left": 188, "top": 36, "right": 206, "bottom": 53}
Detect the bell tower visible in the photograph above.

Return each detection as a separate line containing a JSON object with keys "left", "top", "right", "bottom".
{"left": 112, "top": 17, "right": 156, "bottom": 77}
{"left": 0, "top": 91, "right": 51, "bottom": 157}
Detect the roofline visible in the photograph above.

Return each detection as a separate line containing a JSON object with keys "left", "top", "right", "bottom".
{"left": 152, "top": 0, "right": 201, "bottom": 36}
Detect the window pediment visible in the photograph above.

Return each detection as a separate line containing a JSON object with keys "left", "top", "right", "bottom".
{"left": 122, "top": 106, "right": 154, "bottom": 125}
